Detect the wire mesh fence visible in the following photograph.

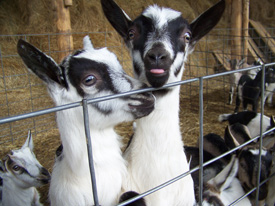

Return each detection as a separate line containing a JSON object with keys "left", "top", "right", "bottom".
{"left": 0, "top": 26, "right": 274, "bottom": 205}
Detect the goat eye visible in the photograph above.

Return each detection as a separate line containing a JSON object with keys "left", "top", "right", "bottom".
{"left": 83, "top": 75, "right": 97, "bottom": 86}
{"left": 184, "top": 32, "right": 191, "bottom": 43}
{"left": 12, "top": 165, "right": 20, "bottom": 171}
{"left": 128, "top": 29, "right": 135, "bottom": 40}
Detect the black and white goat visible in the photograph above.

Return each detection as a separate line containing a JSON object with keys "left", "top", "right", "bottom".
{"left": 234, "top": 67, "right": 275, "bottom": 113}
{"left": 202, "top": 155, "right": 251, "bottom": 206}
{"left": 101, "top": 0, "right": 225, "bottom": 205}
{"left": 218, "top": 111, "right": 273, "bottom": 139}
{"left": 235, "top": 68, "right": 275, "bottom": 112}
{"left": 224, "top": 123, "right": 273, "bottom": 205}
{"left": 226, "top": 58, "right": 261, "bottom": 105}
{"left": 198, "top": 124, "right": 273, "bottom": 205}
{"left": 185, "top": 145, "right": 225, "bottom": 199}
{"left": 185, "top": 143, "right": 251, "bottom": 205}
{"left": 0, "top": 131, "right": 51, "bottom": 206}
{"left": 17, "top": 36, "right": 155, "bottom": 206}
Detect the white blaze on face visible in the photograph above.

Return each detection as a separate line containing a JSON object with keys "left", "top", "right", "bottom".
{"left": 142, "top": 5, "right": 181, "bottom": 30}
{"left": 142, "top": 5, "right": 181, "bottom": 60}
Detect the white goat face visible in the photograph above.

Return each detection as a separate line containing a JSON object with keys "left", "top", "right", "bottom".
{"left": 1, "top": 131, "right": 51, "bottom": 189}
{"left": 101, "top": 0, "right": 225, "bottom": 88}
{"left": 17, "top": 36, "right": 155, "bottom": 128}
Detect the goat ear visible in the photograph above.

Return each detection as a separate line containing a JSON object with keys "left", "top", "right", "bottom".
{"left": 208, "top": 155, "right": 238, "bottom": 190}
{"left": 22, "top": 130, "right": 34, "bottom": 151}
{"left": 224, "top": 123, "right": 252, "bottom": 149}
{"left": 190, "top": 0, "right": 225, "bottom": 46}
{"left": 224, "top": 125, "right": 240, "bottom": 149}
{"left": 101, "top": 0, "right": 132, "bottom": 40}
{"left": 17, "top": 39, "right": 66, "bottom": 87}
{"left": 83, "top": 35, "right": 94, "bottom": 51}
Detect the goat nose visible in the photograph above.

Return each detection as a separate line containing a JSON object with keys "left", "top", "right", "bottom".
{"left": 147, "top": 50, "right": 168, "bottom": 64}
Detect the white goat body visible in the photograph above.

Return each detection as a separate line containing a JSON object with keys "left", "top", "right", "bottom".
{"left": 17, "top": 36, "right": 155, "bottom": 206}
{"left": 124, "top": 87, "right": 195, "bottom": 206}
{"left": 0, "top": 131, "right": 50, "bottom": 206}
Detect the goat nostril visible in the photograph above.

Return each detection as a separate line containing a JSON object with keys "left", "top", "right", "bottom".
{"left": 148, "top": 54, "right": 156, "bottom": 61}
{"left": 41, "top": 167, "right": 50, "bottom": 177}
{"left": 159, "top": 54, "right": 166, "bottom": 60}
{"left": 147, "top": 53, "right": 166, "bottom": 63}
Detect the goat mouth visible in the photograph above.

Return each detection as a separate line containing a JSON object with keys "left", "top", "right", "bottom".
{"left": 128, "top": 96, "right": 155, "bottom": 118}
{"left": 146, "top": 71, "right": 169, "bottom": 88}
{"left": 150, "top": 68, "right": 166, "bottom": 75}
{"left": 147, "top": 68, "right": 168, "bottom": 77}
{"left": 38, "top": 177, "right": 51, "bottom": 184}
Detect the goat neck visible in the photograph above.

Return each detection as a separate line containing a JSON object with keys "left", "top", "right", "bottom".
{"left": 123, "top": 82, "right": 196, "bottom": 206}
{"left": 2, "top": 181, "right": 42, "bottom": 206}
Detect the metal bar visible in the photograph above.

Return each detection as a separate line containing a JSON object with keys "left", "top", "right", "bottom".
{"left": 0, "top": 101, "right": 81, "bottom": 124}
{"left": 0, "top": 78, "right": 199, "bottom": 124}
{"left": 198, "top": 77, "right": 204, "bottom": 206}
{"left": 255, "top": 64, "right": 266, "bottom": 204}
{"left": 2, "top": 62, "right": 275, "bottom": 125}
{"left": 82, "top": 98, "right": 99, "bottom": 206}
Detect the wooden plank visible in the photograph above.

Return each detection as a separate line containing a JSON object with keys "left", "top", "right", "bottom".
{"left": 247, "top": 36, "right": 268, "bottom": 63}
{"left": 212, "top": 50, "right": 231, "bottom": 71}
{"left": 231, "top": 0, "right": 243, "bottom": 59}
{"left": 242, "top": 0, "right": 250, "bottom": 58}
{"left": 249, "top": 19, "right": 275, "bottom": 55}
{"left": 54, "top": 0, "right": 74, "bottom": 62}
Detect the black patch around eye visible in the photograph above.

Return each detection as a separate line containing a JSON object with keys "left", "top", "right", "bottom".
{"left": 67, "top": 58, "right": 116, "bottom": 97}
{"left": 167, "top": 16, "right": 190, "bottom": 52}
